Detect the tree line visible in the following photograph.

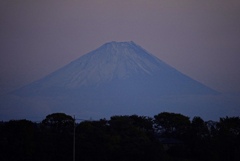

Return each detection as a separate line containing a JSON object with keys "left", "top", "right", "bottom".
{"left": 0, "top": 112, "right": 240, "bottom": 161}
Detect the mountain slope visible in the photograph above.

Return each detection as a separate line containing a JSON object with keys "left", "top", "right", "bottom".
{"left": 14, "top": 41, "right": 218, "bottom": 97}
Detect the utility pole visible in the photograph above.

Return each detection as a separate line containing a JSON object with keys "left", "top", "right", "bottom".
{"left": 73, "top": 115, "right": 75, "bottom": 161}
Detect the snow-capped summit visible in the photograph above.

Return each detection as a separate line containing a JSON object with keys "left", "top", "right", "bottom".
{"left": 64, "top": 41, "right": 172, "bottom": 87}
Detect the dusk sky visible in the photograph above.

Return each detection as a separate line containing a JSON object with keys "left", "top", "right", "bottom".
{"left": 1, "top": 0, "right": 240, "bottom": 94}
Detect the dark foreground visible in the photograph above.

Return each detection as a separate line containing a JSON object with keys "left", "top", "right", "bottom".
{"left": 0, "top": 112, "right": 240, "bottom": 161}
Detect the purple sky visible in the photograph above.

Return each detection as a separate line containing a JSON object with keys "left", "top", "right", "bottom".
{"left": 1, "top": 0, "right": 240, "bottom": 94}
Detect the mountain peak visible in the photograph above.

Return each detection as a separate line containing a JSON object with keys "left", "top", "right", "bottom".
{"left": 64, "top": 41, "right": 167, "bottom": 86}
{"left": 105, "top": 41, "right": 136, "bottom": 46}
{"left": 101, "top": 41, "right": 142, "bottom": 53}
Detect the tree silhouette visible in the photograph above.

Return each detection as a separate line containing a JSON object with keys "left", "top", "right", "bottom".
{"left": 39, "top": 113, "right": 74, "bottom": 161}
{"left": 215, "top": 116, "right": 240, "bottom": 161}
{"left": 41, "top": 113, "right": 74, "bottom": 133}
{"left": 2, "top": 120, "right": 37, "bottom": 161}
{"left": 154, "top": 112, "right": 191, "bottom": 138}
{"left": 1, "top": 112, "right": 240, "bottom": 161}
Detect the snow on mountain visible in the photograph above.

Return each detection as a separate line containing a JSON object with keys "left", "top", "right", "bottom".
{"left": 14, "top": 41, "right": 218, "bottom": 96}
{"left": 31, "top": 41, "right": 172, "bottom": 87}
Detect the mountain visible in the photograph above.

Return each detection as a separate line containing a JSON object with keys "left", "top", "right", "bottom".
{"left": 5, "top": 41, "right": 233, "bottom": 121}
{"left": 14, "top": 41, "right": 218, "bottom": 97}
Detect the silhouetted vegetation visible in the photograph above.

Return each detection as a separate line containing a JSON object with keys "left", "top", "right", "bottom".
{"left": 0, "top": 112, "right": 240, "bottom": 161}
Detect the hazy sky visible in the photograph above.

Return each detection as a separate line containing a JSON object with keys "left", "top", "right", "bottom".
{"left": 1, "top": 0, "right": 240, "bottom": 94}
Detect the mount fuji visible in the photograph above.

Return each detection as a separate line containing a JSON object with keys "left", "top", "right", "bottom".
{"left": 3, "top": 41, "right": 239, "bottom": 121}
{"left": 14, "top": 41, "right": 217, "bottom": 96}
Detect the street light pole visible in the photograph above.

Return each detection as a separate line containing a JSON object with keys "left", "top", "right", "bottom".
{"left": 73, "top": 115, "right": 75, "bottom": 161}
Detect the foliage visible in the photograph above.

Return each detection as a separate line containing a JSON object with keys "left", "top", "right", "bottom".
{"left": 76, "top": 115, "right": 163, "bottom": 161}
{"left": 41, "top": 113, "right": 74, "bottom": 133}
{"left": 154, "top": 112, "right": 191, "bottom": 138}
{"left": 0, "top": 120, "right": 37, "bottom": 161}
{"left": 0, "top": 112, "right": 240, "bottom": 161}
